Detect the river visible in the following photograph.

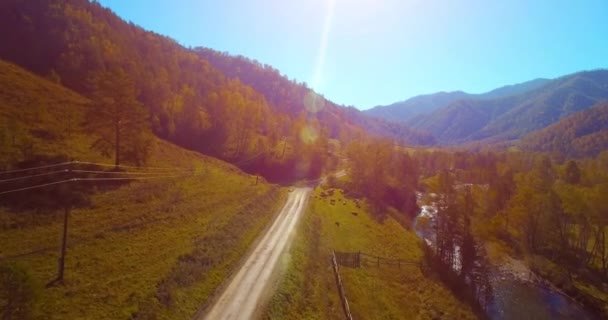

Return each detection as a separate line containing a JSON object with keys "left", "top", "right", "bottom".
{"left": 414, "top": 195, "right": 598, "bottom": 320}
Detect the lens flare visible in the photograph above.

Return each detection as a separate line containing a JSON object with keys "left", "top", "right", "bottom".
{"left": 300, "top": 125, "right": 319, "bottom": 144}
{"left": 310, "top": 0, "right": 336, "bottom": 91}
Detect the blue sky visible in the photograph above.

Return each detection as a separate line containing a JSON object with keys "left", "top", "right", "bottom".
{"left": 97, "top": 0, "right": 608, "bottom": 109}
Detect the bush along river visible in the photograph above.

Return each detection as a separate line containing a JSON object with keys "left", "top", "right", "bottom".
{"left": 414, "top": 195, "right": 598, "bottom": 320}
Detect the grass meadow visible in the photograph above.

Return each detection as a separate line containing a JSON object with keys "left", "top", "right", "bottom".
{"left": 264, "top": 187, "right": 476, "bottom": 320}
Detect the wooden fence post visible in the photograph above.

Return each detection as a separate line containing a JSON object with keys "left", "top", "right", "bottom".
{"left": 332, "top": 250, "right": 354, "bottom": 320}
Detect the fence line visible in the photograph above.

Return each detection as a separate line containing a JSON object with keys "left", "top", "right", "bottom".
{"left": 331, "top": 250, "right": 354, "bottom": 320}
{"left": 334, "top": 251, "right": 419, "bottom": 269}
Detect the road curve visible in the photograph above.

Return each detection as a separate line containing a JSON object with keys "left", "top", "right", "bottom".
{"left": 200, "top": 187, "right": 311, "bottom": 320}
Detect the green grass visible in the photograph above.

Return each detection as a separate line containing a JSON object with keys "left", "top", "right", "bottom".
{"left": 1, "top": 154, "right": 286, "bottom": 319}
{"left": 0, "top": 59, "right": 99, "bottom": 167}
{"left": 0, "top": 59, "right": 288, "bottom": 319}
{"left": 264, "top": 187, "right": 476, "bottom": 319}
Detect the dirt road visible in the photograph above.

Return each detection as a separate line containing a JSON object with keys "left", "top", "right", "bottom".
{"left": 200, "top": 187, "right": 311, "bottom": 320}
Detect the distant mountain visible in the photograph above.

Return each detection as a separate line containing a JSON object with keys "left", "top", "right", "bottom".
{"left": 406, "top": 70, "right": 608, "bottom": 145}
{"left": 519, "top": 101, "right": 608, "bottom": 158}
{"left": 365, "top": 78, "right": 551, "bottom": 122}
{"left": 364, "top": 91, "right": 469, "bottom": 122}
{"left": 480, "top": 78, "right": 552, "bottom": 100}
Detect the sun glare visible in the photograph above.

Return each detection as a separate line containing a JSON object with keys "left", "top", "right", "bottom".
{"left": 310, "top": 0, "right": 336, "bottom": 91}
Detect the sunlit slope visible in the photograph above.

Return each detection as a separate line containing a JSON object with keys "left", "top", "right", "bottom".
{"left": 0, "top": 59, "right": 286, "bottom": 319}
{"left": 264, "top": 187, "right": 475, "bottom": 319}
{"left": 0, "top": 59, "right": 94, "bottom": 165}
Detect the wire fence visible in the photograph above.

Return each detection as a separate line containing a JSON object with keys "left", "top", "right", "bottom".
{"left": 0, "top": 160, "right": 194, "bottom": 196}
{"left": 0, "top": 160, "right": 256, "bottom": 262}
{"left": 331, "top": 250, "right": 421, "bottom": 319}
{"left": 0, "top": 160, "right": 193, "bottom": 175}
{"left": 334, "top": 250, "right": 420, "bottom": 269}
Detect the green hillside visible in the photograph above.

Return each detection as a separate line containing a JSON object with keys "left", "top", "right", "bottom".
{"left": 0, "top": 59, "right": 286, "bottom": 319}
{"left": 0, "top": 59, "right": 93, "bottom": 167}
{"left": 519, "top": 101, "right": 608, "bottom": 157}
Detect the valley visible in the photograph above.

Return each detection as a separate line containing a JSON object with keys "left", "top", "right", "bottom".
{"left": 1, "top": 1, "right": 607, "bottom": 319}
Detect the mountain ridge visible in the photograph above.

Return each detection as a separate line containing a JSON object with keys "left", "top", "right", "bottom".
{"left": 399, "top": 69, "right": 608, "bottom": 145}
{"left": 365, "top": 78, "right": 552, "bottom": 122}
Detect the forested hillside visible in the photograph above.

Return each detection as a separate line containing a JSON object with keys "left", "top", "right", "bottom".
{"left": 0, "top": 0, "right": 266, "bottom": 156}
{"left": 520, "top": 101, "right": 608, "bottom": 157}
{"left": 406, "top": 70, "right": 608, "bottom": 145}
{"left": 0, "top": 0, "right": 433, "bottom": 183}
{"left": 195, "top": 48, "right": 435, "bottom": 145}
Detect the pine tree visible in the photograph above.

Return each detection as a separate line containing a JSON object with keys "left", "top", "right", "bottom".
{"left": 88, "top": 67, "right": 150, "bottom": 166}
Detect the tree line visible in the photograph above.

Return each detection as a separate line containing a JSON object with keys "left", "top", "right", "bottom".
{"left": 413, "top": 149, "right": 608, "bottom": 316}
{"left": 340, "top": 138, "right": 608, "bottom": 316}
